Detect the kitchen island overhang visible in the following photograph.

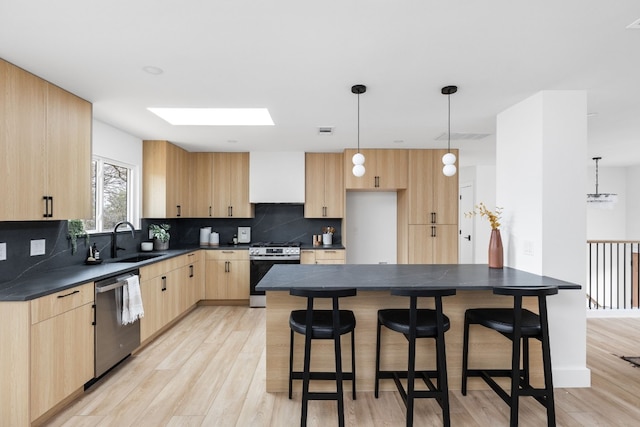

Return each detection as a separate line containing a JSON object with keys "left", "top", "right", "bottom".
{"left": 256, "top": 264, "right": 585, "bottom": 393}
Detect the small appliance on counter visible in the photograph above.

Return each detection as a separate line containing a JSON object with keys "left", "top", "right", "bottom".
{"left": 209, "top": 232, "right": 220, "bottom": 246}
{"left": 238, "top": 226, "right": 251, "bottom": 243}
{"left": 199, "top": 227, "right": 212, "bottom": 246}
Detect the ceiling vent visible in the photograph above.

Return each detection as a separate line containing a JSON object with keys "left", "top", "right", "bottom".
{"left": 434, "top": 132, "right": 491, "bottom": 141}
{"left": 318, "top": 126, "right": 334, "bottom": 135}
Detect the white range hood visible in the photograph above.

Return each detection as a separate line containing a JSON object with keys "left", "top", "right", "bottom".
{"left": 249, "top": 152, "right": 305, "bottom": 203}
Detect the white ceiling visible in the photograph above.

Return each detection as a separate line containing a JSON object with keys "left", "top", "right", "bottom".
{"left": 2, "top": 1, "right": 639, "bottom": 168}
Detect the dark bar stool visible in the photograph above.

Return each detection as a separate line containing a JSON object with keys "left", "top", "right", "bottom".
{"left": 288, "top": 288, "right": 357, "bottom": 427}
{"left": 375, "top": 288, "right": 456, "bottom": 427}
{"left": 461, "top": 286, "right": 558, "bottom": 427}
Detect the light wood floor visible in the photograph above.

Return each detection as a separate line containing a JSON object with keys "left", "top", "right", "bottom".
{"left": 45, "top": 306, "right": 640, "bottom": 426}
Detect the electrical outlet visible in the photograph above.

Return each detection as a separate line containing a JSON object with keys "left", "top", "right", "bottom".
{"left": 30, "top": 239, "right": 46, "bottom": 256}
{"left": 524, "top": 240, "right": 534, "bottom": 256}
{"left": 0, "top": 243, "right": 6, "bottom": 261}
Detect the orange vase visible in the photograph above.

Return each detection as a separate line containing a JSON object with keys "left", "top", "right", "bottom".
{"left": 488, "top": 229, "right": 504, "bottom": 269}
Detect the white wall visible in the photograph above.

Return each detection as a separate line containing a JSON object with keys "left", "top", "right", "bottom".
{"left": 497, "top": 90, "right": 590, "bottom": 388}
{"left": 92, "top": 119, "right": 143, "bottom": 227}
{"left": 345, "top": 192, "right": 397, "bottom": 264}
{"left": 627, "top": 166, "right": 640, "bottom": 239}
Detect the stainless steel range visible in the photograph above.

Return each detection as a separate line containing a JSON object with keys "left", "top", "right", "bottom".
{"left": 249, "top": 242, "right": 301, "bottom": 307}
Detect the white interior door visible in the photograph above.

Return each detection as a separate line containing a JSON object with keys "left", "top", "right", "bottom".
{"left": 459, "top": 183, "right": 474, "bottom": 263}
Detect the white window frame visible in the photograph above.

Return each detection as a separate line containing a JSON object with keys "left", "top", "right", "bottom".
{"left": 89, "top": 156, "right": 140, "bottom": 233}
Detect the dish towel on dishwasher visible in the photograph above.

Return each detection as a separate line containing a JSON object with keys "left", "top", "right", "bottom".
{"left": 122, "top": 275, "right": 144, "bottom": 325}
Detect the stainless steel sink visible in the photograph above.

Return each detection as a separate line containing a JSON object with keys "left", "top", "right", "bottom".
{"left": 115, "top": 254, "right": 163, "bottom": 263}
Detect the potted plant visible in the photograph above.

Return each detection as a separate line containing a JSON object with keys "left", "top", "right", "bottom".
{"left": 67, "top": 219, "right": 89, "bottom": 254}
{"left": 149, "top": 224, "right": 171, "bottom": 250}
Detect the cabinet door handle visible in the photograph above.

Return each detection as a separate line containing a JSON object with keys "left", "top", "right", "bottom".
{"left": 57, "top": 289, "right": 80, "bottom": 299}
{"left": 177, "top": 205, "right": 181, "bottom": 217}
{"left": 323, "top": 206, "right": 327, "bottom": 217}
{"left": 42, "top": 196, "right": 53, "bottom": 218}
{"left": 189, "top": 264, "right": 194, "bottom": 278}
{"left": 161, "top": 276, "right": 167, "bottom": 291}
{"left": 431, "top": 226, "right": 436, "bottom": 237}
{"left": 92, "top": 304, "right": 96, "bottom": 326}
{"left": 230, "top": 206, "right": 233, "bottom": 217}
{"left": 209, "top": 206, "right": 212, "bottom": 217}
{"left": 374, "top": 176, "right": 380, "bottom": 188}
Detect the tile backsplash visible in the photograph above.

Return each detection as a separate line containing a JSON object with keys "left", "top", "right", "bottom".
{"left": 0, "top": 204, "right": 341, "bottom": 284}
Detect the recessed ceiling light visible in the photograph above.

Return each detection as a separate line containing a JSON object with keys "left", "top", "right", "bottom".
{"left": 227, "top": 139, "right": 238, "bottom": 144}
{"left": 148, "top": 108, "right": 275, "bottom": 126}
{"left": 393, "top": 140, "right": 404, "bottom": 144}
{"left": 142, "top": 66, "right": 164, "bottom": 75}
{"left": 626, "top": 18, "right": 640, "bottom": 29}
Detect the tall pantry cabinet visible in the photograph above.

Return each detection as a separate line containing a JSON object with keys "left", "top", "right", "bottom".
{"left": 401, "top": 149, "right": 459, "bottom": 264}
{"left": 0, "top": 59, "right": 91, "bottom": 221}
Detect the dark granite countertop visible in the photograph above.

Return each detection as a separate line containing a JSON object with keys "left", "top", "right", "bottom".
{"left": 0, "top": 248, "right": 197, "bottom": 301}
{"left": 0, "top": 244, "right": 348, "bottom": 302}
{"left": 255, "top": 264, "right": 582, "bottom": 291}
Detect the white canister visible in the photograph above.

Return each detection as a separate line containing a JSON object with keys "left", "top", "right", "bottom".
{"left": 199, "top": 227, "right": 212, "bottom": 246}
{"left": 322, "top": 233, "right": 333, "bottom": 246}
{"left": 209, "top": 232, "right": 220, "bottom": 246}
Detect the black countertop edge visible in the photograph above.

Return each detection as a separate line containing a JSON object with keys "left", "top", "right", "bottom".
{"left": 255, "top": 264, "right": 583, "bottom": 291}
{"left": 0, "top": 244, "right": 348, "bottom": 302}
{"left": 0, "top": 248, "right": 196, "bottom": 302}
{"left": 197, "top": 244, "right": 346, "bottom": 250}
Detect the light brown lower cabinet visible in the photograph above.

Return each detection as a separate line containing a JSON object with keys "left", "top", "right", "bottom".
{"left": 0, "top": 282, "right": 94, "bottom": 426}
{"left": 301, "top": 249, "right": 346, "bottom": 264}
{"left": 205, "top": 250, "right": 249, "bottom": 300}
{"left": 408, "top": 224, "right": 458, "bottom": 264}
{"left": 139, "top": 252, "right": 203, "bottom": 342}
{"left": 30, "top": 302, "right": 94, "bottom": 421}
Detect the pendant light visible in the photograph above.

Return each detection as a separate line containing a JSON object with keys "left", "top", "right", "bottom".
{"left": 441, "top": 85, "right": 458, "bottom": 177}
{"left": 587, "top": 157, "right": 618, "bottom": 208}
{"left": 351, "top": 84, "right": 366, "bottom": 177}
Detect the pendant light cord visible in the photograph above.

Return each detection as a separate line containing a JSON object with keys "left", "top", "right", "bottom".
{"left": 594, "top": 157, "right": 600, "bottom": 195}
{"left": 357, "top": 92, "right": 361, "bottom": 153}
{"left": 447, "top": 92, "right": 451, "bottom": 153}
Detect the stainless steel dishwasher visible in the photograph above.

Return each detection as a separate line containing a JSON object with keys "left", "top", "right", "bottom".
{"left": 94, "top": 271, "right": 141, "bottom": 378}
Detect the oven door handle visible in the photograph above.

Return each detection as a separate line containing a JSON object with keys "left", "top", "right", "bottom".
{"left": 250, "top": 256, "right": 301, "bottom": 261}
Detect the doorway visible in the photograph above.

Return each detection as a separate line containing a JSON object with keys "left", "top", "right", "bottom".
{"left": 459, "top": 183, "right": 474, "bottom": 263}
{"left": 346, "top": 192, "right": 397, "bottom": 264}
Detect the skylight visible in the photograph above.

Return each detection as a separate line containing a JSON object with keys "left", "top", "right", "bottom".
{"left": 148, "top": 108, "right": 274, "bottom": 126}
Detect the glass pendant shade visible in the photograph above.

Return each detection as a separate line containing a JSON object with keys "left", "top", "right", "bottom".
{"left": 443, "top": 164, "right": 457, "bottom": 177}
{"left": 352, "top": 164, "right": 366, "bottom": 177}
{"left": 352, "top": 152, "right": 365, "bottom": 165}
{"left": 442, "top": 152, "right": 456, "bottom": 165}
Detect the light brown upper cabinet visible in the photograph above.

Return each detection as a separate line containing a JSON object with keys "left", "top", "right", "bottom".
{"left": 0, "top": 59, "right": 91, "bottom": 221}
{"left": 211, "top": 152, "right": 253, "bottom": 218}
{"left": 143, "top": 140, "right": 191, "bottom": 218}
{"left": 408, "top": 149, "right": 459, "bottom": 225}
{"left": 190, "top": 153, "right": 215, "bottom": 217}
{"left": 304, "top": 152, "right": 344, "bottom": 218}
{"left": 344, "top": 149, "right": 408, "bottom": 190}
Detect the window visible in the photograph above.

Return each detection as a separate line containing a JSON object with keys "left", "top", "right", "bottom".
{"left": 84, "top": 157, "right": 138, "bottom": 232}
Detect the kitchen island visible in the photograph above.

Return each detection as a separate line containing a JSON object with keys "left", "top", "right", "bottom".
{"left": 256, "top": 264, "right": 581, "bottom": 393}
